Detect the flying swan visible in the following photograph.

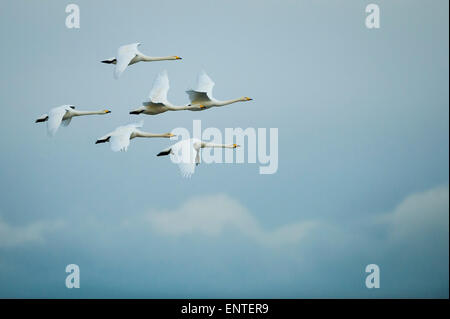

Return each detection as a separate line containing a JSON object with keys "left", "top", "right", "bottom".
{"left": 95, "top": 121, "right": 175, "bottom": 152}
{"left": 185, "top": 71, "right": 253, "bottom": 111}
{"left": 157, "top": 138, "right": 239, "bottom": 177}
{"left": 102, "top": 43, "right": 182, "bottom": 79}
{"left": 130, "top": 70, "right": 195, "bottom": 116}
{"left": 35, "top": 105, "right": 111, "bottom": 136}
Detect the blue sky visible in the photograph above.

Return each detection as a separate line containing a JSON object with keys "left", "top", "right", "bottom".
{"left": 0, "top": 0, "right": 448, "bottom": 298}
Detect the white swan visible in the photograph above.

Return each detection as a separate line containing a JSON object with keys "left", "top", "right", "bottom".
{"left": 130, "top": 70, "right": 195, "bottom": 116}
{"left": 157, "top": 138, "right": 239, "bottom": 177}
{"left": 185, "top": 71, "right": 253, "bottom": 111}
{"left": 102, "top": 43, "right": 182, "bottom": 79}
{"left": 95, "top": 121, "right": 175, "bottom": 152}
{"left": 36, "top": 105, "right": 111, "bottom": 136}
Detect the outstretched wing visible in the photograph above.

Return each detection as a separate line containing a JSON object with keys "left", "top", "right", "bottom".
{"left": 178, "top": 162, "right": 196, "bottom": 178}
{"left": 185, "top": 90, "right": 211, "bottom": 104}
{"left": 196, "top": 71, "right": 215, "bottom": 96}
{"left": 108, "top": 121, "right": 144, "bottom": 152}
{"left": 170, "top": 139, "right": 197, "bottom": 178}
{"left": 149, "top": 70, "right": 169, "bottom": 103}
{"left": 61, "top": 118, "right": 72, "bottom": 126}
{"left": 130, "top": 120, "right": 144, "bottom": 129}
{"left": 185, "top": 71, "right": 215, "bottom": 104}
{"left": 114, "top": 43, "right": 139, "bottom": 79}
{"left": 47, "top": 105, "right": 69, "bottom": 136}
{"left": 109, "top": 133, "right": 131, "bottom": 152}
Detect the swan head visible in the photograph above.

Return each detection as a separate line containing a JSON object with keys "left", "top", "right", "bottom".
{"left": 233, "top": 144, "right": 240, "bottom": 148}
{"left": 173, "top": 56, "right": 182, "bottom": 60}
{"left": 103, "top": 109, "right": 111, "bottom": 114}
{"left": 242, "top": 97, "right": 253, "bottom": 102}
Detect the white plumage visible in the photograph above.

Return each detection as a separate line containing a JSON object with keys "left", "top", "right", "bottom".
{"left": 185, "top": 71, "right": 253, "bottom": 110}
{"left": 157, "top": 138, "right": 239, "bottom": 178}
{"left": 102, "top": 43, "right": 182, "bottom": 79}
{"left": 36, "top": 105, "right": 111, "bottom": 136}
{"left": 149, "top": 70, "right": 170, "bottom": 104}
{"left": 129, "top": 70, "right": 196, "bottom": 116}
{"left": 96, "top": 121, "right": 175, "bottom": 152}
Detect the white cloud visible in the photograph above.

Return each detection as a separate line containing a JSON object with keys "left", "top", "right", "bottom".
{"left": 379, "top": 185, "right": 449, "bottom": 241}
{"left": 0, "top": 217, "right": 64, "bottom": 248}
{"left": 145, "top": 185, "right": 449, "bottom": 252}
{"left": 146, "top": 193, "right": 317, "bottom": 247}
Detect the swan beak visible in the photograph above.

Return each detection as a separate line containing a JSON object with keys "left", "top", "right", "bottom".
{"left": 245, "top": 97, "right": 253, "bottom": 101}
{"left": 233, "top": 144, "right": 240, "bottom": 148}
{"left": 104, "top": 110, "right": 111, "bottom": 113}
{"left": 175, "top": 56, "right": 182, "bottom": 60}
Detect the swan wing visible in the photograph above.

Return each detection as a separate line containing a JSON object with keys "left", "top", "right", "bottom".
{"left": 185, "top": 71, "right": 215, "bottom": 104}
{"left": 170, "top": 139, "right": 197, "bottom": 178}
{"left": 114, "top": 43, "right": 139, "bottom": 79}
{"left": 142, "top": 101, "right": 166, "bottom": 107}
{"left": 196, "top": 71, "right": 215, "bottom": 96}
{"left": 107, "top": 121, "right": 143, "bottom": 152}
{"left": 47, "top": 105, "right": 70, "bottom": 136}
{"left": 109, "top": 133, "right": 131, "bottom": 152}
{"left": 148, "top": 70, "right": 169, "bottom": 103}
{"left": 130, "top": 120, "right": 144, "bottom": 129}
{"left": 61, "top": 118, "right": 72, "bottom": 126}
{"left": 186, "top": 90, "right": 211, "bottom": 104}
{"left": 178, "top": 162, "right": 196, "bottom": 178}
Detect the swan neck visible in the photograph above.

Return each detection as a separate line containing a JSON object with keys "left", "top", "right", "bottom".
{"left": 142, "top": 55, "right": 176, "bottom": 62}
{"left": 216, "top": 98, "right": 242, "bottom": 106}
{"left": 72, "top": 110, "right": 106, "bottom": 116}
{"left": 137, "top": 131, "right": 171, "bottom": 138}
{"left": 202, "top": 142, "right": 234, "bottom": 148}
{"left": 166, "top": 105, "right": 192, "bottom": 111}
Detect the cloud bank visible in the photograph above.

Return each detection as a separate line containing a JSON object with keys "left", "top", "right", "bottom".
{"left": 0, "top": 185, "right": 447, "bottom": 297}
{"left": 146, "top": 193, "right": 318, "bottom": 247}
{"left": 380, "top": 185, "right": 449, "bottom": 241}
{"left": 0, "top": 216, "right": 64, "bottom": 248}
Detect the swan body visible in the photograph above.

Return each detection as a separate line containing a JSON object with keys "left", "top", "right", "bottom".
{"left": 130, "top": 70, "right": 194, "bottom": 116}
{"left": 185, "top": 71, "right": 253, "bottom": 111}
{"left": 95, "top": 121, "right": 175, "bottom": 152}
{"left": 36, "top": 105, "right": 111, "bottom": 136}
{"left": 102, "top": 43, "right": 182, "bottom": 79}
{"left": 157, "top": 138, "right": 239, "bottom": 177}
